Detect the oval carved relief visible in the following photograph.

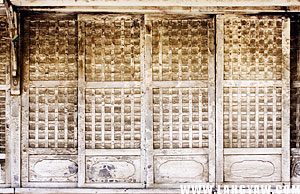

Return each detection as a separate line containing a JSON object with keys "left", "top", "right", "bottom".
{"left": 293, "top": 162, "right": 300, "bottom": 177}
{"left": 159, "top": 160, "right": 204, "bottom": 178}
{"left": 34, "top": 159, "right": 78, "bottom": 177}
{"left": 230, "top": 160, "right": 275, "bottom": 178}
{"left": 87, "top": 161, "right": 135, "bottom": 180}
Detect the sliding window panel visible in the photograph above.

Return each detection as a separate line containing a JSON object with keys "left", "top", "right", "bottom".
{"left": 21, "top": 14, "right": 78, "bottom": 187}
{"left": 216, "top": 15, "right": 290, "bottom": 185}
{"left": 145, "top": 15, "right": 215, "bottom": 188}
{"left": 78, "top": 14, "right": 145, "bottom": 188}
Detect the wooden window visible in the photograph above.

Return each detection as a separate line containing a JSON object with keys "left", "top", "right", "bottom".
{"left": 216, "top": 15, "right": 290, "bottom": 184}
{"left": 20, "top": 13, "right": 291, "bottom": 187}
{"left": 22, "top": 14, "right": 78, "bottom": 187}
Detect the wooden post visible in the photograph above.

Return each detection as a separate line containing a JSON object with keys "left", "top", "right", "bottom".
{"left": 216, "top": 14, "right": 224, "bottom": 184}
{"left": 144, "top": 15, "right": 154, "bottom": 187}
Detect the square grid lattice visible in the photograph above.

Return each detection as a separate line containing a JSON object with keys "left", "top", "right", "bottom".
{"left": 85, "top": 88, "right": 142, "bottom": 149}
{"left": 223, "top": 87, "right": 282, "bottom": 148}
{"left": 29, "top": 87, "right": 78, "bottom": 148}
{"left": 153, "top": 88, "right": 209, "bottom": 149}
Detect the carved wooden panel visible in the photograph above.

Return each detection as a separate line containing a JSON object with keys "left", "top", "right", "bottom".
{"left": 223, "top": 87, "right": 282, "bottom": 148}
{"left": 85, "top": 88, "right": 141, "bottom": 149}
{"left": 154, "top": 155, "right": 208, "bottom": 183}
{"left": 29, "top": 155, "right": 78, "bottom": 182}
{"left": 152, "top": 18, "right": 212, "bottom": 81}
{"left": 217, "top": 15, "right": 290, "bottom": 183}
{"left": 80, "top": 15, "right": 142, "bottom": 82}
{"left": 153, "top": 87, "right": 209, "bottom": 149}
{"left": 224, "top": 154, "right": 281, "bottom": 182}
{"left": 148, "top": 15, "right": 215, "bottom": 186}
{"left": 24, "top": 14, "right": 77, "bottom": 81}
{"left": 28, "top": 87, "right": 78, "bottom": 148}
{"left": 22, "top": 14, "right": 78, "bottom": 187}
{"left": 78, "top": 14, "right": 144, "bottom": 187}
{"left": 86, "top": 156, "right": 140, "bottom": 183}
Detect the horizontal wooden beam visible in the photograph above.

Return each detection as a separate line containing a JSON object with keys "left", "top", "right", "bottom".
{"left": 9, "top": 0, "right": 300, "bottom": 7}
{"left": 15, "top": 188, "right": 181, "bottom": 193}
{"left": 14, "top": 6, "right": 300, "bottom": 14}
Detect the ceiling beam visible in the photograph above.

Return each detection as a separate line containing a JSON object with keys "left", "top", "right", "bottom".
{"left": 15, "top": 6, "right": 300, "bottom": 14}
{"left": 9, "top": 0, "right": 300, "bottom": 7}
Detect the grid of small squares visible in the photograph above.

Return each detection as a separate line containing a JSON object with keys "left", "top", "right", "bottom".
{"left": 85, "top": 88, "right": 141, "bottom": 149}
{"left": 223, "top": 87, "right": 282, "bottom": 148}
{"left": 0, "top": 91, "right": 5, "bottom": 154}
{"left": 152, "top": 18, "right": 212, "bottom": 81}
{"left": 28, "top": 87, "right": 78, "bottom": 148}
{"left": 224, "top": 16, "right": 283, "bottom": 80}
{"left": 25, "top": 15, "right": 77, "bottom": 81}
{"left": 81, "top": 17, "right": 142, "bottom": 82}
{"left": 0, "top": 17, "right": 8, "bottom": 85}
{"left": 153, "top": 88, "right": 209, "bottom": 149}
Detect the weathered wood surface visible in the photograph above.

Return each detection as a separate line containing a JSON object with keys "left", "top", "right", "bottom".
{"left": 217, "top": 15, "right": 290, "bottom": 184}
{"left": 21, "top": 13, "right": 79, "bottom": 187}
{"left": 0, "top": 11, "right": 297, "bottom": 190}
{"left": 0, "top": 15, "right": 10, "bottom": 186}
{"left": 8, "top": 0, "right": 300, "bottom": 7}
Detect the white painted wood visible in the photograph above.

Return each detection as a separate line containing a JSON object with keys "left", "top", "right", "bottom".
{"left": 15, "top": 188, "right": 181, "bottom": 194}
{"left": 140, "top": 17, "right": 147, "bottom": 188}
{"left": 0, "top": 188, "right": 13, "bottom": 193}
{"left": 219, "top": 15, "right": 290, "bottom": 185}
{"left": 224, "top": 148, "right": 282, "bottom": 155}
{"left": 86, "top": 81, "right": 141, "bottom": 88}
{"left": 216, "top": 14, "right": 224, "bottom": 184}
{"left": 151, "top": 81, "right": 208, "bottom": 88}
{"left": 77, "top": 14, "right": 85, "bottom": 188}
{"left": 29, "top": 81, "right": 78, "bottom": 88}
{"left": 223, "top": 80, "right": 283, "bottom": 87}
{"left": 153, "top": 149, "right": 208, "bottom": 155}
{"left": 144, "top": 15, "right": 154, "bottom": 187}
{"left": 0, "top": 154, "right": 5, "bottom": 159}
{"left": 282, "top": 16, "right": 291, "bottom": 184}
{"left": 85, "top": 149, "right": 141, "bottom": 155}
{"left": 224, "top": 155, "right": 281, "bottom": 182}
{"left": 208, "top": 16, "right": 216, "bottom": 184}
{"left": 11, "top": 95, "right": 20, "bottom": 187}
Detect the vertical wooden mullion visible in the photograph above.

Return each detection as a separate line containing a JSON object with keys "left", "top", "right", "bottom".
{"left": 282, "top": 16, "right": 290, "bottom": 184}
{"left": 5, "top": 13, "right": 11, "bottom": 185}
{"left": 77, "top": 14, "right": 86, "bottom": 187}
{"left": 208, "top": 16, "right": 216, "bottom": 184}
{"left": 20, "top": 15, "right": 30, "bottom": 187}
{"left": 216, "top": 14, "right": 224, "bottom": 184}
{"left": 144, "top": 15, "right": 154, "bottom": 187}
{"left": 140, "top": 16, "right": 146, "bottom": 187}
